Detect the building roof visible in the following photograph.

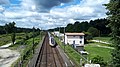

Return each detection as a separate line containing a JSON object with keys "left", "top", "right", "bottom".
{"left": 65, "top": 33, "right": 85, "bottom": 36}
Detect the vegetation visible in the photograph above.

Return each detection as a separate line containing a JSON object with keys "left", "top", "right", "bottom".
{"left": 105, "top": 0, "right": 120, "bottom": 66}
{"left": 0, "top": 21, "right": 42, "bottom": 66}
{"left": 84, "top": 43, "right": 112, "bottom": 62}
{"left": 4, "top": 21, "right": 16, "bottom": 34}
{"left": 93, "top": 37, "right": 111, "bottom": 42}
{"left": 55, "top": 35, "right": 112, "bottom": 66}
{"left": 10, "top": 35, "right": 41, "bottom": 67}
{"left": 91, "top": 55, "right": 107, "bottom": 67}
{"left": 49, "top": 18, "right": 111, "bottom": 37}
{"left": 0, "top": 22, "right": 41, "bottom": 46}
{"left": 0, "top": 34, "right": 11, "bottom": 46}
{"left": 55, "top": 37, "right": 88, "bottom": 67}
{"left": 10, "top": 31, "right": 44, "bottom": 67}
{"left": 4, "top": 22, "right": 16, "bottom": 45}
{"left": 0, "top": 22, "right": 40, "bottom": 35}
{"left": 11, "top": 33, "right": 16, "bottom": 45}
{"left": 87, "top": 27, "right": 99, "bottom": 37}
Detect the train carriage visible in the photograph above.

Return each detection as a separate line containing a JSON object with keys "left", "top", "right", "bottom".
{"left": 48, "top": 32, "right": 56, "bottom": 47}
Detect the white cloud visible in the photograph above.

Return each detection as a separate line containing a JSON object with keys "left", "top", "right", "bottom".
{"left": 0, "top": 0, "right": 10, "bottom": 5}
{"left": 0, "top": 6, "right": 5, "bottom": 13}
{"left": 51, "top": 0, "right": 109, "bottom": 20}
{"left": 20, "top": 0, "right": 36, "bottom": 11}
{"left": 0, "top": 0, "right": 110, "bottom": 30}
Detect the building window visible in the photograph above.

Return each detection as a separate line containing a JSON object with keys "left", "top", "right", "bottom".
{"left": 80, "top": 41, "right": 82, "bottom": 43}
{"left": 80, "top": 36, "right": 83, "bottom": 39}
{"left": 73, "top": 36, "right": 76, "bottom": 37}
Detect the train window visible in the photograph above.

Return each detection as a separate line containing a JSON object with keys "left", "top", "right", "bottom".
{"left": 51, "top": 38, "right": 54, "bottom": 44}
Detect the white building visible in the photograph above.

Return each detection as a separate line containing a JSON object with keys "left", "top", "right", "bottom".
{"left": 53, "top": 31, "right": 60, "bottom": 36}
{"left": 64, "top": 33, "right": 85, "bottom": 51}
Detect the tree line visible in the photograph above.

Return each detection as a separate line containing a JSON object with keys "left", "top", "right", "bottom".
{"left": 0, "top": 21, "right": 40, "bottom": 34}
{"left": 49, "top": 18, "right": 111, "bottom": 37}
{"left": 0, "top": 21, "right": 41, "bottom": 45}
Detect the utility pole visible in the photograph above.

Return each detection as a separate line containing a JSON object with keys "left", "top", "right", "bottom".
{"left": 59, "top": 27, "right": 60, "bottom": 41}
{"left": 40, "top": 28, "right": 42, "bottom": 40}
{"left": 32, "top": 27, "right": 35, "bottom": 54}
{"left": 64, "top": 27, "right": 65, "bottom": 52}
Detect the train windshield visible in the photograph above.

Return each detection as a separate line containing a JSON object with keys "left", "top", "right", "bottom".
{"left": 51, "top": 38, "right": 55, "bottom": 44}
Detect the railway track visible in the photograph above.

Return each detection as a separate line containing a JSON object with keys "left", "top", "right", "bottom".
{"left": 35, "top": 34, "right": 65, "bottom": 67}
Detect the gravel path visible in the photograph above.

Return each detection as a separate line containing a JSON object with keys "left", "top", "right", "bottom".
{"left": 91, "top": 40, "right": 110, "bottom": 44}
{"left": 0, "top": 43, "right": 20, "bottom": 67}
{"left": 91, "top": 40, "right": 114, "bottom": 49}
{"left": 95, "top": 44, "right": 114, "bottom": 49}
{"left": 0, "top": 42, "right": 16, "bottom": 49}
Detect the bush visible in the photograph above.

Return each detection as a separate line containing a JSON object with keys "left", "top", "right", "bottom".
{"left": 91, "top": 55, "right": 107, "bottom": 67}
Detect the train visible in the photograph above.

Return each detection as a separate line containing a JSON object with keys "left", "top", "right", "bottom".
{"left": 48, "top": 32, "right": 56, "bottom": 47}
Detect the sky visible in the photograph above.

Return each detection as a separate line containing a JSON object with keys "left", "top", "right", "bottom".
{"left": 0, "top": 0, "right": 109, "bottom": 30}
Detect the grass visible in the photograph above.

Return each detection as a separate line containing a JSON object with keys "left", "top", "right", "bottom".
{"left": 10, "top": 32, "right": 45, "bottom": 67}
{"left": 93, "top": 37, "right": 112, "bottom": 43}
{"left": 0, "top": 33, "right": 27, "bottom": 46}
{"left": 55, "top": 37, "right": 87, "bottom": 67}
{"left": 92, "top": 36, "right": 113, "bottom": 47}
{"left": 0, "top": 34, "right": 11, "bottom": 46}
{"left": 84, "top": 42, "right": 112, "bottom": 62}
{"left": 55, "top": 36, "right": 112, "bottom": 66}
{"left": 0, "top": 32, "right": 35, "bottom": 46}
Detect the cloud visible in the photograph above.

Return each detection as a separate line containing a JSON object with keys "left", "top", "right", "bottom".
{"left": 51, "top": 0, "right": 109, "bottom": 20}
{"left": 33, "top": 0, "right": 73, "bottom": 12}
{"left": 0, "top": 0, "right": 10, "bottom": 5}
{"left": 0, "top": 0, "right": 110, "bottom": 30}
{"left": 0, "top": 6, "right": 5, "bottom": 13}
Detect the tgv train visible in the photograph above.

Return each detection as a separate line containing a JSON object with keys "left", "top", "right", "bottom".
{"left": 48, "top": 32, "right": 56, "bottom": 47}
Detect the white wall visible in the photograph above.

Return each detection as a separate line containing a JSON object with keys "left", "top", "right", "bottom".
{"left": 65, "top": 35, "right": 84, "bottom": 46}
{"left": 65, "top": 35, "right": 67, "bottom": 44}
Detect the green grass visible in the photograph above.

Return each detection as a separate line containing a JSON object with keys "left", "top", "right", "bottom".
{"left": 0, "top": 32, "right": 38, "bottom": 46}
{"left": 11, "top": 35, "right": 42, "bottom": 67}
{"left": 84, "top": 43, "right": 112, "bottom": 62}
{"left": 92, "top": 37, "right": 113, "bottom": 47}
{"left": 0, "top": 33, "right": 27, "bottom": 46}
{"left": 55, "top": 37, "right": 88, "bottom": 67}
{"left": 0, "top": 34, "right": 11, "bottom": 46}
{"left": 10, "top": 32, "right": 45, "bottom": 67}
{"left": 93, "top": 37, "right": 112, "bottom": 43}
{"left": 55, "top": 36, "right": 112, "bottom": 66}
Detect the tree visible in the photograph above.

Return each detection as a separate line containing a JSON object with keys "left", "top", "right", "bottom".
{"left": 66, "top": 23, "right": 74, "bottom": 32}
{"left": 5, "top": 22, "right": 16, "bottom": 45}
{"left": 105, "top": 0, "right": 120, "bottom": 66}
{"left": 83, "top": 31, "right": 93, "bottom": 40}
{"left": 87, "top": 27, "right": 99, "bottom": 37}
{"left": 11, "top": 32, "right": 16, "bottom": 45}
{"left": 74, "top": 21, "right": 80, "bottom": 32}
{"left": 89, "top": 18, "right": 111, "bottom": 35}
{"left": 4, "top": 21, "right": 16, "bottom": 34}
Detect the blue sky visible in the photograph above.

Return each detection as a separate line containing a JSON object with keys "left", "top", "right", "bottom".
{"left": 9, "top": 0, "right": 21, "bottom": 4}
{"left": 0, "top": 0, "right": 109, "bottom": 30}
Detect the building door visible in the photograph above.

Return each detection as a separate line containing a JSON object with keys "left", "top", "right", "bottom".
{"left": 73, "top": 40, "right": 75, "bottom": 48}
{"left": 73, "top": 40, "right": 75, "bottom": 44}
